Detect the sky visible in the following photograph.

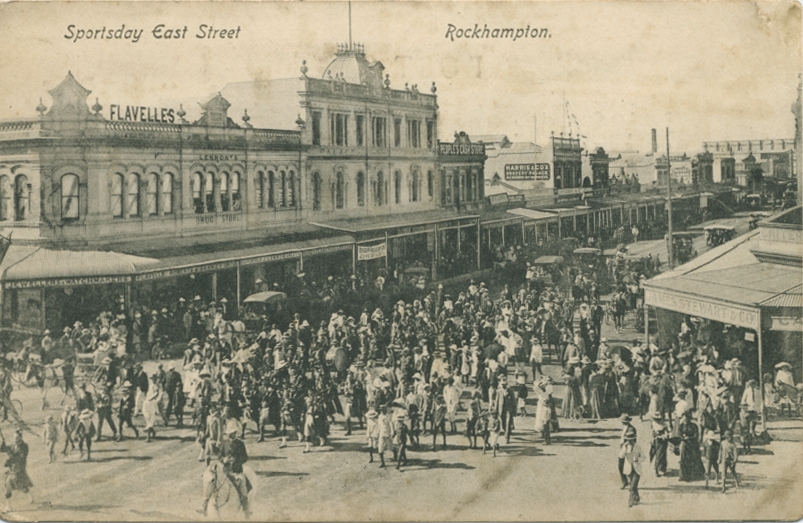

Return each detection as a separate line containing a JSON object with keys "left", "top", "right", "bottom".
{"left": 0, "top": 0, "right": 800, "bottom": 154}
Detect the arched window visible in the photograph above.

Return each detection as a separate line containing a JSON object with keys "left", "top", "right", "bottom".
{"left": 256, "top": 171, "right": 265, "bottom": 208}
{"left": 111, "top": 173, "right": 124, "bottom": 217}
{"left": 287, "top": 171, "right": 295, "bottom": 207}
{"left": 204, "top": 172, "right": 215, "bottom": 212}
{"left": 161, "top": 174, "right": 173, "bottom": 214}
{"left": 147, "top": 173, "right": 159, "bottom": 215}
{"left": 14, "top": 175, "right": 29, "bottom": 221}
{"left": 312, "top": 172, "right": 322, "bottom": 211}
{"left": 279, "top": 170, "right": 287, "bottom": 207}
{"left": 427, "top": 170, "right": 434, "bottom": 199}
{"left": 192, "top": 172, "right": 204, "bottom": 214}
{"left": 465, "top": 170, "right": 473, "bottom": 201}
{"left": 356, "top": 171, "right": 365, "bottom": 206}
{"left": 375, "top": 171, "right": 385, "bottom": 206}
{"left": 126, "top": 173, "right": 140, "bottom": 217}
{"left": 335, "top": 172, "right": 345, "bottom": 209}
{"left": 267, "top": 171, "right": 275, "bottom": 207}
{"left": 411, "top": 169, "right": 420, "bottom": 202}
{"left": 61, "top": 174, "right": 80, "bottom": 220}
{"left": 394, "top": 170, "right": 402, "bottom": 204}
{"left": 230, "top": 172, "right": 241, "bottom": 211}
{"left": 220, "top": 172, "right": 230, "bottom": 212}
{"left": 0, "top": 176, "right": 10, "bottom": 221}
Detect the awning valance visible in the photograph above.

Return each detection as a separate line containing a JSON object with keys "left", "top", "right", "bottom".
{"left": 0, "top": 236, "right": 355, "bottom": 288}
{"left": 506, "top": 208, "right": 558, "bottom": 221}
{"left": 1, "top": 246, "right": 159, "bottom": 289}
{"left": 310, "top": 210, "right": 479, "bottom": 234}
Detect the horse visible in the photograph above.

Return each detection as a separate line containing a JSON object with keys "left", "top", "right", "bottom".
{"left": 201, "top": 461, "right": 257, "bottom": 520}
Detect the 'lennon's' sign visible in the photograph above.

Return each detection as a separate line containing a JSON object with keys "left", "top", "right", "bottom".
{"left": 109, "top": 104, "right": 177, "bottom": 123}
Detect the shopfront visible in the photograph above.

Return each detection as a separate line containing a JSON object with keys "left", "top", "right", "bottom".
{"left": 643, "top": 207, "right": 803, "bottom": 430}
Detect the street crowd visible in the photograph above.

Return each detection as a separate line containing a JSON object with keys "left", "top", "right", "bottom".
{"left": 0, "top": 250, "right": 800, "bottom": 516}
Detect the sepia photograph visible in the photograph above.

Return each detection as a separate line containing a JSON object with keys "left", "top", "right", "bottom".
{"left": 0, "top": 0, "right": 800, "bottom": 521}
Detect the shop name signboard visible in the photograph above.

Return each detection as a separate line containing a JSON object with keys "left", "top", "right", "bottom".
{"left": 357, "top": 242, "right": 387, "bottom": 260}
{"left": 195, "top": 213, "right": 242, "bottom": 226}
{"left": 506, "top": 163, "right": 551, "bottom": 181}
{"left": 109, "top": 104, "right": 176, "bottom": 124}
{"left": 505, "top": 164, "right": 536, "bottom": 181}
{"left": 198, "top": 154, "right": 240, "bottom": 162}
{"left": 438, "top": 143, "right": 485, "bottom": 157}
{"left": 770, "top": 316, "right": 803, "bottom": 332}
{"left": 4, "top": 275, "right": 133, "bottom": 289}
{"left": 644, "top": 288, "right": 759, "bottom": 330}
{"left": 486, "top": 193, "right": 509, "bottom": 206}
{"left": 760, "top": 227, "right": 802, "bottom": 245}
{"left": 136, "top": 261, "right": 239, "bottom": 281}
{"left": 304, "top": 244, "right": 353, "bottom": 256}
{"left": 240, "top": 251, "right": 300, "bottom": 267}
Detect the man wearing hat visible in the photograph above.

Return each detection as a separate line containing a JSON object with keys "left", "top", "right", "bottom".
{"left": 0, "top": 427, "right": 34, "bottom": 512}
{"left": 618, "top": 414, "right": 637, "bottom": 489}
{"left": 116, "top": 381, "right": 139, "bottom": 441}
{"left": 94, "top": 385, "right": 117, "bottom": 442}
{"left": 200, "top": 419, "right": 251, "bottom": 518}
{"left": 622, "top": 427, "right": 643, "bottom": 507}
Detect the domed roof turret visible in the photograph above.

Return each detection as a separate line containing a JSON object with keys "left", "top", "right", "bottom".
{"left": 322, "top": 43, "right": 384, "bottom": 90}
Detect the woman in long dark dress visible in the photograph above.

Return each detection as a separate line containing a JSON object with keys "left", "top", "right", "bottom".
{"left": 562, "top": 365, "right": 583, "bottom": 420}
{"left": 650, "top": 412, "right": 669, "bottom": 477}
{"left": 678, "top": 410, "right": 706, "bottom": 482}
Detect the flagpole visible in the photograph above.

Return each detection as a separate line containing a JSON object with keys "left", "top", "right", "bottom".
{"left": 666, "top": 127, "right": 674, "bottom": 269}
{"left": 348, "top": 1, "right": 352, "bottom": 50}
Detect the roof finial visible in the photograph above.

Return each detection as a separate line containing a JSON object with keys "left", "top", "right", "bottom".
{"left": 300, "top": 60, "right": 308, "bottom": 77}
{"left": 177, "top": 104, "right": 187, "bottom": 124}
{"left": 36, "top": 97, "right": 47, "bottom": 117}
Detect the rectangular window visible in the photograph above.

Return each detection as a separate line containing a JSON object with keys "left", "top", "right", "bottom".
{"left": 427, "top": 121, "right": 435, "bottom": 149}
{"left": 372, "top": 117, "right": 386, "bottom": 148}
{"left": 330, "top": 113, "right": 349, "bottom": 146}
{"left": 356, "top": 115, "right": 365, "bottom": 146}
{"left": 162, "top": 175, "right": 173, "bottom": 214}
{"left": 408, "top": 119, "right": 420, "bottom": 148}
{"left": 394, "top": 118, "right": 402, "bottom": 147}
{"left": 311, "top": 111, "right": 322, "bottom": 146}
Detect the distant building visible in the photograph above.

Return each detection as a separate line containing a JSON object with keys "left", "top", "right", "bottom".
{"left": 702, "top": 139, "right": 795, "bottom": 185}
{"left": 474, "top": 135, "right": 553, "bottom": 200}
{"left": 608, "top": 151, "right": 656, "bottom": 188}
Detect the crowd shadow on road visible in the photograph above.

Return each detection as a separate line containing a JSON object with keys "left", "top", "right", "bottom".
{"left": 38, "top": 502, "right": 118, "bottom": 513}
{"left": 255, "top": 470, "right": 309, "bottom": 478}
{"left": 551, "top": 436, "right": 610, "bottom": 448}
{"left": 400, "top": 458, "right": 475, "bottom": 471}
{"left": 248, "top": 454, "right": 288, "bottom": 461}
{"left": 64, "top": 455, "right": 153, "bottom": 464}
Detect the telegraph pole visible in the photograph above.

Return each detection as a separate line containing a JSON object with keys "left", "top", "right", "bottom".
{"left": 666, "top": 127, "right": 674, "bottom": 269}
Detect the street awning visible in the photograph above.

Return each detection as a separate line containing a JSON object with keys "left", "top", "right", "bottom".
{"left": 310, "top": 210, "right": 479, "bottom": 234}
{"left": 506, "top": 208, "right": 558, "bottom": 221}
{"left": 0, "top": 246, "right": 160, "bottom": 289}
{"left": 135, "top": 235, "right": 354, "bottom": 281}
{"left": 644, "top": 229, "right": 801, "bottom": 330}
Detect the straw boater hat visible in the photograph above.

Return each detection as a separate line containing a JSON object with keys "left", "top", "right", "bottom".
{"left": 775, "top": 362, "right": 792, "bottom": 369}
{"left": 79, "top": 409, "right": 94, "bottom": 421}
{"left": 619, "top": 413, "right": 632, "bottom": 423}
{"left": 225, "top": 419, "right": 240, "bottom": 435}
{"left": 365, "top": 409, "right": 379, "bottom": 420}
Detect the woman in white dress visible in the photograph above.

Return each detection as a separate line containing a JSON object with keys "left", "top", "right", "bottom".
{"left": 143, "top": 374, "right": 162, "bottom": 442}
